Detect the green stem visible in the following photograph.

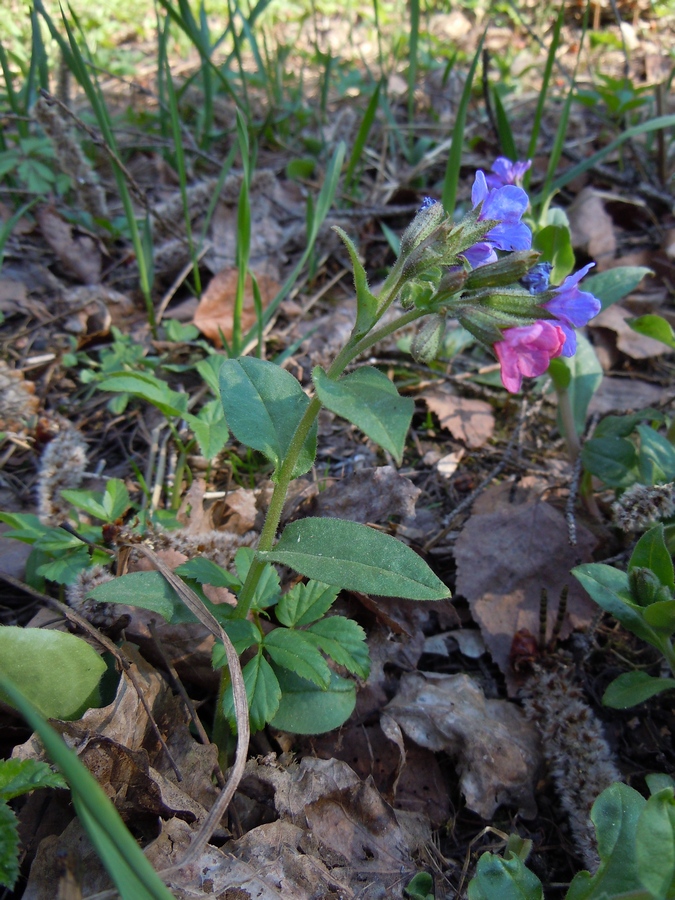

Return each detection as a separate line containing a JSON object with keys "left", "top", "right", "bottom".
{"left": 556, "top": 385, "right": 580, "bottom": 462}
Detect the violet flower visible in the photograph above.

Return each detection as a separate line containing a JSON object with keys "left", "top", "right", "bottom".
{"left": 494, "top": 321, "right": 566, "bottom": 393}
{"left": 472, "top": 170, "right": 532, "bottom": 252}
{"left": 542, "top": 262, "right": 601, "bottom": 356}
{"left": 462, "top": 241, "right": 498, "bottom": 269}
{"left": 485, "top": 156, "right": 532, "bottom": 190}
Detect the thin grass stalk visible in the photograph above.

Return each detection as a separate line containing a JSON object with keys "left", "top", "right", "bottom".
{"left": 524, "top": 5, "right": 563, "bottom": 190}
{"left": 407, "top": 0, "right": 420, "bottom": 145}
{"left": 226, "top": 0, "right": 251, "bottom": 119}
{"left": 345, "top": 79, "right": 382, "bottom": 192}
{"left": 27, "top": 7, "right": 49, "bottom": 109}
{"left": 155, "top": 10, "right": 171, "bottom": 145}
{"left": 232, "top": 109, "right": 252, "bottom": 356}
{"left": 441, "top": 31, "right": 485, "bottom": 213}
{"left": 492, "top": 88, "right": 517, "bottom": 160}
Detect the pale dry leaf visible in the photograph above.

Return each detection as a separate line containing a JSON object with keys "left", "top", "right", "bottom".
{"left": 423, "top": 385, "right": 494, "bottom": 448}
{"left": 0, "top": 360, "right": 39, "bottom": 431}
{"left": 220, "top": 486, "right": 258, "bottom": 534}
{"left": 566, "top": 187, "right": 617, "bottom": 265}
{"left": 0, "top": 277, "right": 27, "bottom": 314}
{"left": 313, "top": 466, "right": 421, "bottom": 524}
{"left": 454, "top": 492, "right": 597, "bottom": 694}
{"left": 37, "top": 206, "right": 101, "bottom": 284}
{"left": 23, "top": 818, "right": 113, "bottom": 900}
{"left": 592, "top": 304, "right": 669, "bottom": 359}
{"left": 193, "top": 266, "right": 279, "bottom": 346}
{"left": 589, "top": 377, "right": 674, "bottom": 416}
{"left": 437, "top": 449, "right": 464, "bottom": 478}
{"left": 385, "top": 671, "right": 542, "bottom": 819}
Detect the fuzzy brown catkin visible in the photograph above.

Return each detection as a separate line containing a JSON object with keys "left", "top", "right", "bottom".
{"left": 612, "top": 482, "right": 675, "bottom": 532}
{"left": 66, "top": 564, "right": 116, "bottom": 628}
{"left": 37, "top": 428, "right": 88, "bottom": 524}
{"left": 521, "top": 664, "right": 622, "bottom": 871}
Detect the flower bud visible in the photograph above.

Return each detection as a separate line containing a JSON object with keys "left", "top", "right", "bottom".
{"left": 411, "top": 314, "right": 446, "bottom": 364}
{"left": 479, "top": 287, "right": 558, "bottom": 319}
{"left": 399, "top": 200, "right": 446, "bottom": 258}
{"left": 456, "top": 304, "right": 529, "bottom": 347}
{"left": 465, "top": 250, "right": 541, "bottom": 290}
{"left": 629, "top": 567, "right": 672, "bottom": 607}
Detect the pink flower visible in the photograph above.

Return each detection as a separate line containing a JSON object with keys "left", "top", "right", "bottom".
{"left": 494, "top": 321, "right": 566, "bottom": 393}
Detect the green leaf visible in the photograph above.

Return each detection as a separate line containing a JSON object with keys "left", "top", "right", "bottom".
{"left": 263, "top": 628, "right": 331, "bottom": 688}
{"left": 603, "top": 671, "right": 675, "bottom": 708}
{"left": 629, "top": 525, "right": 675, "bottom": 592}
{"left": 211, "top": 620, "right": 260, "bottom": 658}
{"left": 185, "top": 399, "right": 230, "bottom": 460}
{"left": 275, "top": 580, "right": 340, "bottom": 627}
{"left": 566, "top": 783, "right": 646, "bottom": 900}
{"left": 333, "top": 226, "right": 379, "bottom": 336}
{"left": 269, "top": 668, "right": 356, "bottom": 734}
{"left": 88, "top": 571, "right": 195, "bottom": 623}
{"left": 222, "top": 652, "right": 281, "bottom": 733}
{"left": 175, "top": 557, "right": 240, "bottom": 590}
{"left": 102, "top": 479, "right": 131, "bottom": 521}
{"left": 234, "top": 547, "right": 280, "bottom": 609}
{"left": 637, "top": 424, "right": 675, "bottom": 485}
{"left": 636, "top": 787, "right": 675, "bottom": 898}
{"left": 195, "top": 355, "right": 225, "bottom": 395}
{"left": 629, "top": 313, "right": 675, "bottom": 350}
{"left": 533, "top": 223, "right": 574, "bottom": 284}
{"left": 0, "top": 758, "right": 67, "bottom": 801}
{"left": 0, "top": 670, "right": 175, "bottom": 899}
{"left": 642, "top": 599, "right": 675, "bottom": 634}
{"left": 0, "top": 801, "right": 19, "bottom": 890}
{"left": 36, "top": 546, "right": 91, "bottom": 585}
{"left": 313, "top": 366, "right": 414, "bottom": 464}
{"left": 595, "top": 409, "right": 663, "bottom": 439}
{"left": 581, "top": 436, "right": 638, "bottom": 489}
{"left": 0, "top": 627, "right": 106, "bottom": 720}
{"left": 572, "top": 564, "right": 661, "bottom": 648}
{"left": 59, "top": 488, "right": 108, "bottom": 520}
{"left": 467, "top": 850, "right": 543, "bottom": 900}
{"left": 97, "top": 372, "right": 188, "bottom": 417}
{"left": 219, "top": 357, "right": 317, "bottom": 479}
{"left": 0, "top": 513, "right": 55, "bottom": 544}
{"left": 260, "top": 518, "right": 451, "bottom": 600}
{"left": 582, "top": 267, "right": 652, "bottom": 311}
{"left": 404, "top": 871, "right": 434, "bottom": 900}
{"left": 305, "top": 616, "right": 371, "bottom": 679}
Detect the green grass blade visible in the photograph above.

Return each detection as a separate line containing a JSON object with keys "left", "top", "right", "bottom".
{"left": 533, "top": 114, "right": 675, "bottom": 204}
{"left": 345, "top": 79, "right": 382, "bottom": 190}
{"left": 0, "top": 672, "right": 174, "bottom": 900}
{"left": 0, "top": 199, "right": 39, "bottom": 269}
{"left": 524, "top": 5, "right": 564, "bottom": 188}
{"left": 233, "top": 108, "right": 252, "bottom": 355}
{"left": 198, "top": 142, "right": 238, "bottom": 245}
{"left": 441, "top": 31, "right": 485, "bottom": 213}
{"left": 408, "top": 0, "right": 420, "bottom": 137}
{"left": 492, "top": 88, "right": 517, "bottom": 160}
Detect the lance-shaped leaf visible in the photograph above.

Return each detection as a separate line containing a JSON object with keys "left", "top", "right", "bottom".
{"left": 219, "top": 357, "right": 317, "bottom": 479}
{"left": 603, "top": 671, "right": 675, "bottom": 709}
{"left": 259, "top": 517, "right": 450, "bottom": 600}
{"left": 313, "top": 366, "right": 414, "bottom": 464}
{"left": 333, "top": 226, "right": 379, "bottom": 335}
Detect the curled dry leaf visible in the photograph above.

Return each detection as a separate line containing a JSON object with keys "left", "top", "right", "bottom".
{"left": 37, "top": 205, "right": 102, "bottom": 284}
{"left": 592, "top": 304, "right": 669, "bottom": 359}
{"left": 193, "top": 266, "right": 279, "bottom": 346}
{"left": 454, "top": 488, "right": 597, "bottom": 694}
{"left": 566, "top": 187, "right": 617, "bottom": 266}
{"left": 312, "top": 466, "right": 421, "bottom": 524}
{"left": 422, "top": 384, "right": 494, "bottom": 448}
{"left": 384, "top": 671, "right": 542, "bottom": 819}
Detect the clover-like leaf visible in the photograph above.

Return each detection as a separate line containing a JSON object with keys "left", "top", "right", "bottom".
{"left": 305, "top": 616, "right": 370, "bottom": 679}
{"left": 0, "top": 758, "right": 67, "bottom": 801}
{"left": 263, "top": 628, "right": 331, "bottom": 688}
{"left": 275, "top": 580, "right": 339, "bottom": 627}
{"left": 222, "top": 651, "right": 281, "bottom": 734}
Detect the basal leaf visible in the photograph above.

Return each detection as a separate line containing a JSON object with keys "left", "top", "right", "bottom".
{"left": 219, "top": 356, "right": 317, "bottom": 479}
{"left": 222, "top": 651, "right": 281, "bottom": 733}
{"left": 583, "top": 266, "right": 652, "bottom": 311}
{"left": 275, "top": 580, "right": 339, "bottom": 627}
{"left": 629, "top": 313, "right": 675, "bottom": 350}
{"left": 260, "top": 517, "right": 450, "bottom": 601}
{"left": 0, "top": 627, "right": 106, "bottom": 720}
{"left": 97, "top": 372, "right": 188, "bottom": 418}
{"left": 637, "top": 424, "right": 675, "bottom": 485}
{"left": 313, "top": 365, "right": 414, "bottom": 464}
{"left": 270, "top": 668, "right": 356, "bottom": 734}
{"left": 572, "top": 564, "right": 660, "bottom": 648}
{"left": 263, "top": 628, "right": 331, "bottom": 688}
{"left": 602, "top": 671, "right": 675, "bottom": 708}
{"left": 305, "top": 616, "right": 371, "bottom": 679}
{"left": 581, "top": 437, "right": 638, "bottom": 489}
{"left": 467, "top": 850, "right": 543, "bottom": 900}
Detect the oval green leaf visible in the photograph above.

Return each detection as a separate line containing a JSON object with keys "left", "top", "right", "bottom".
{"left": 270, "top": 668, "right": 356, "bottom": 734}
{"left": 603, "top": 671, "right": 675, "bottom": 709}
{"left": 313, "top": 366, "right": 414, "bottom": 464}
{"left": 259, "top": 517, "right": 450, "bottom": 600}
{"left": 219, "top": 356, "right": 317, "bottom": 479}
{"left": 0, "top": 627, "right": 106, "bottom": 720}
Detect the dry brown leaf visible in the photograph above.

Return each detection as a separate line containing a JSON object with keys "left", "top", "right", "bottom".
{"left": 423, "top": 385, "right": 494, "bottom": 448}
{"left": 219, "top": 486, "right": 258, "bottom": 534}
{"left": 454, "top": 489, "right": 597, "bottom": 694}
{"left": 193, "top": 266, "right": 279, "bottom": 346}
{"left": 384, "top": 671, "right": 542, "bottom": 819}
{"left": 566, "top": 187, "right": 617, "bottom": 266}
{"left": 0, "top": 360, "right": 39, "bottom": 431}
{"left": 313, "top": 466, "right": 421, "bottom": 524}
{"left": 592, "top": 304, "right": 669, "bottom": 359}
{"left": 589, "top": 377, "right": 674, "bottom": 416}
{"left": 37, "top": 206, "right": 101, "bottom": 284}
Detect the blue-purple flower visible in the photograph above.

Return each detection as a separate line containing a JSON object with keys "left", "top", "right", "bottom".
{"left": 472, "top": 170, "right": 532, "bottom": 252}
{"left": 485, "top": 157, "right": 532, "bottom": 190}
{"left": 542, "top": 262, "right": 601, "bottom": 356}
{"left": 520, "top": 262, "right": 553, "bottom": 294}
{"left": 462, "top": 241, "right": 497, "bottom": 269}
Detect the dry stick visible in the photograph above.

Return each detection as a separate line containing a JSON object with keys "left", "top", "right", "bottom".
{"left": 147, "top": 618, "right": 226, "bottom": 789}
{"left": 0, "top": 572, "right": 184, "bottom": 782}
{"left": 130, "top": 545, "right": 249, "bottom": 874}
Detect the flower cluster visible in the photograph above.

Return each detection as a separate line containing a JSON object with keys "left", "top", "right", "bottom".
{"left": 469, "top": 157, "right": 601, "bottom": 392}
